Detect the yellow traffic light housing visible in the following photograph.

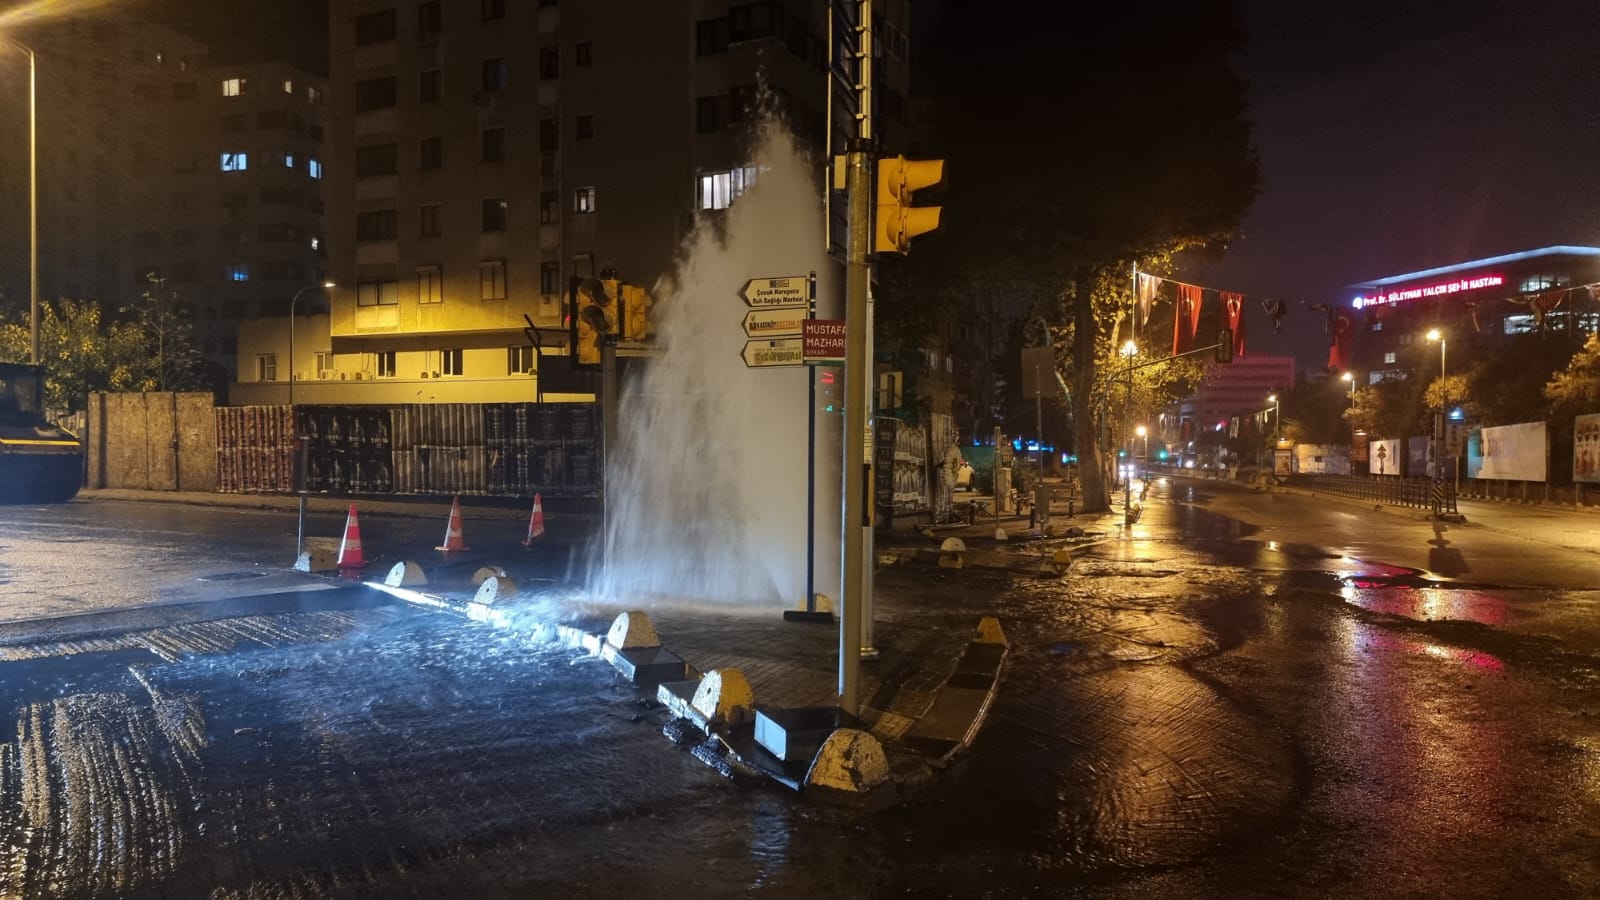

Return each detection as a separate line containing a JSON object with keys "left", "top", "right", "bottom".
{"left": 568, "top": 277, "right": 618, "bottom": 368}
{"left": 618, "top": 282, "right": 654, "bottom": 343}
{"left": 875, "top": 155, "right": 944, "bottom": 254}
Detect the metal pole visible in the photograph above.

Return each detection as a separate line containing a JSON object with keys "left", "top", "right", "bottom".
{"left": 861, "top": 281, "right": 877, "bottom": 659}
{"left": 28, "top": 44, "right": 37, "bottom": 366}
{"left": 838, "top": 0, "right": 873, "bottom": 716}
{"left": 839, "top": 139, "right": 870, "bottom": 716}
{"left": 806, "top": 272, "right": 817, "bottom": 613}
{"left": 288, "top": 294, "right": 297, "bottom": 405}
{"left": 601, "top": 334, "right": 618, "bottom": 568}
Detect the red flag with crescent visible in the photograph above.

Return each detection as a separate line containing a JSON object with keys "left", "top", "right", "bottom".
{"left": 1222, "top": 292, "right": 1246, "bottom": 359}
{"left": 1173, "top": 284, "right": 1203, "bottom": 354}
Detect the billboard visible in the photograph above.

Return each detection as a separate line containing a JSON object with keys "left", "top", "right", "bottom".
{"left": 1467, "top": 421, "right": 1547, "bottom": 482}
{"left": 1576, "top": 413, "right": 1600, "bottom": 484}
{"left": 1369, "top": 438, "right": 1401, "bottom": 476}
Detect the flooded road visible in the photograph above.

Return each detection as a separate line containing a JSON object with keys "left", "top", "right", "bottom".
{"left": 0, "top": 489, "right": 1597, "bottom": 898}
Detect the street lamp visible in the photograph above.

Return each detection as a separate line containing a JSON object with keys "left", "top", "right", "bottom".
{"left": 1426, "top": 328, "right": 1448, "bottom": 505}
{"left": 1120, "top": 340, "right": 1137, "bottom": 507}
{"left": 1136, "top": 424, "right": 1148, "bottom": 460}
{"left": 287, "top": 281, "right": 335, "bottom": 405}
{"left": 2, "top": 40, "right": 37, "bottom": 364}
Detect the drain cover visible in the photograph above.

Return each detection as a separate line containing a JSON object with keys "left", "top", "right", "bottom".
{"left": 197, "top": 571, "right": 271, "bottom": 582}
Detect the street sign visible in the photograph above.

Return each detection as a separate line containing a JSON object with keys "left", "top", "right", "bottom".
{"left": 742, "top": 307, "right": 806, "bottom": 338}
{"left": 803, "top": 319, "right": 846, "bottom": 364}
{"left": 741, "top": 338, "right": 805, "bottom": 368}
{"left": 739, "top": 276, "right": 809, "bottom": 309}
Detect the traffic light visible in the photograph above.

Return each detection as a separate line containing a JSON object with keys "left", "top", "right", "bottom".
{"left": 1215, "top": 327, "right": 1234, "bottom": 364}
{"left": 875, "top": 155, "right": 944, "bottom": 254}
{"left": 568, "top": 277, "right": 617, "bottom": 368}
{"left": 618, "top": 282, "right": 654, "bottom": 344}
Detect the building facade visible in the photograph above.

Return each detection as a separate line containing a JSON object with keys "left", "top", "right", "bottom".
{"left": 1347, "top": 245, "right": 1600, "bottom": 384}
{"left": 0, "top": 17, "right": 325, "bottom": 380}
{"left": 233, "top": 0, "right": 916, "bottom": 406}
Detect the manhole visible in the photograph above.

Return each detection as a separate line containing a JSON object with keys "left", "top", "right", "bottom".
{"left": 196, "top": 571, "right": 272, "bottom": 582}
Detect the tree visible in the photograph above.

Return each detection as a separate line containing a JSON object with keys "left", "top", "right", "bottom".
{"left": 911, "top": 4, "right": 1260, "bottom": 511}
{"left": 0, "top": 289, "right": 206, "bottom": 410}
{"left": 1545, "top": 333, "right": 1600, "bottom": 415}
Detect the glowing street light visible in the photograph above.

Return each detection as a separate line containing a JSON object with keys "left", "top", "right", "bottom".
{"left": 2, "top": 39, "right": 37, "bottom": 364}
{"left": 287, "top": 281, "right": 336, "bottom": 405}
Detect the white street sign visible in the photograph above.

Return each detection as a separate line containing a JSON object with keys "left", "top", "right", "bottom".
{"left": 742, "top": 307, "right": 806, "bottom": 338}
{"left": 739, "top": 275, "right": 809, "bottom": 308}
{"left": 741, "top": 338, "right": 805, "bottom": 368}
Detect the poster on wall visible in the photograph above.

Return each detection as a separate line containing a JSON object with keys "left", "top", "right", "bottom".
{"left": 1351, "top": 432, "right": 1369, "bottom": 463}
{"left": 1466, "top": 421, "right": 1548, "bottom": 482}
{"left": 1369, "top": 438, "right": 1401, "bottom": 476}
{"left": 1575, "top": 413, "right": 1600, "bottom": 484}
{"left": 1407, "top": 436, "right": 1431, "bottom": 477}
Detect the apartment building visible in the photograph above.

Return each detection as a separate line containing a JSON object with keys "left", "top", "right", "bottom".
{"left": 0, "top": 16, "right": 325, "bottom": 381}
{"left": 232, "top": 0, "right": 916, "bottom": 405}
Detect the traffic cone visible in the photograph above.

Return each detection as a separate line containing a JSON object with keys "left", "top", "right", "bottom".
{"left": 521, "top": 493, "right": 546, "bottom": 547}
{"left": 436, "top": 496, "right": 470, "bottom": 552}
{"left": 337, "top": 503, "right": 367, "bottom": 569}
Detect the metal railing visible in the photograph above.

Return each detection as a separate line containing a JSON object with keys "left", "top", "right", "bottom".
{"left": 1293, "top": 473, "right": 1457, "bottom": 514}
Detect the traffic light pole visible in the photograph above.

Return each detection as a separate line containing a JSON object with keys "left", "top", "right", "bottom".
{"left": 840, "top": 138, "right": 872, "bottom": 716}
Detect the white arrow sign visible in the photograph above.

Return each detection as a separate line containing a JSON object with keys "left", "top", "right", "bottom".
{"left": 742, "top": 307, "right": 806, "bottom": 338}
{"left": 741, "top": 338, "right": 805, "bottom": 368}
{"left": 739, "top": 275, "right": 809, "bottom": 308}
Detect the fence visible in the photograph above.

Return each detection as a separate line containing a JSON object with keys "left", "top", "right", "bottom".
{"left": 1293, "top": 473, "right": 1457, "bottom": 514}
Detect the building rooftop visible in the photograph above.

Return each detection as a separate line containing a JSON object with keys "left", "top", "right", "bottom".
{"left": 1348, "top": 245, "right": 1600, "bottom": 290}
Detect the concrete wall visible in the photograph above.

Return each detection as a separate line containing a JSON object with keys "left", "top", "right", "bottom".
{"left": 86, "top": 392, "right": 218, "bottom": 492}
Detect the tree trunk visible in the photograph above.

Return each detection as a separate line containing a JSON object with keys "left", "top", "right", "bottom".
{"left": 1073, "top": 273, "right": 1109, "bottom": 512}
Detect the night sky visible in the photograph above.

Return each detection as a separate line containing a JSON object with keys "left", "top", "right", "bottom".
{"left": 139, "top": 0, "right": 1600, "bottom": 373}
{"left": 1180, "top": 0, "right": 1600, "bottom": 369}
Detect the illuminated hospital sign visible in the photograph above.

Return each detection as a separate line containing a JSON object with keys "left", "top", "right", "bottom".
{"left": 1353, "top": 274, "right": 1504, "bottom": 309}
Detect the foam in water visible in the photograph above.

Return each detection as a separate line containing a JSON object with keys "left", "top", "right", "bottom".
{"left": 592, "top": 120, "right": 841, "bottom": 608}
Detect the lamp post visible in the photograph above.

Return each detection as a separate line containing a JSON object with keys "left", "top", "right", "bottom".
{"left": 2, "top": 40, "right": 38, "bottom": 364}
{"left": 1427, "top": 328, "right": 1448, "bottom": 508}
{"left": 287, "top": 281, "right": 335, "bottom": 405}
{"left": 1266, "top": 393, "right": 1279, "bottom": 471}
{"left": 1120, "top": 340, "right": 1137, "bottom": 510}
{"left": 1136, "top": 424, "right": 1148, "bottom": 460}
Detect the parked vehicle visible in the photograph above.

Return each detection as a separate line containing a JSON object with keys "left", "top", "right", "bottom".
{"left": 0, "top": 363, "right": 82, "bottom": 503}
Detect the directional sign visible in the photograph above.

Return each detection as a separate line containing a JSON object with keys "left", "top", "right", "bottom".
{"left": 803, "top": 319, "right": 846, "bottom": 364}
{"left": 742, "top": 338, "right": 805, "bottom": 368}
{"left": 739, "top": 276, "right": 809, "bottom": 309}
{"left": 742, "top": 307, "right": 806, "bottom": 338}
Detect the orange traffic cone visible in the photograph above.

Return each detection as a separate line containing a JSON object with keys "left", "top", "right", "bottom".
{"left": 337, "top": 503, "right": 367, "bottom": 569}
{"left": 521, "top": 493, "right": 546, "bottom": 547}
{"left": 436, "top": 496, "right": 470, "bottom": 552}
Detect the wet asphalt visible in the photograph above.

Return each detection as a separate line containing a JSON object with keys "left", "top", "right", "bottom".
{"left": 0, "top": 482, "right": 1596, "bottom": 898}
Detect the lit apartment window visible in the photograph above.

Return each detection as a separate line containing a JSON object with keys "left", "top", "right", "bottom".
{"left": 417, "top": 265, "right": 443, "bottom": 303}
{"left": 482, "top": 198, "right": 508, "bottom": 232}
{"left": 1384, "top": 352, "right": 1397, "bottom": 364}
{"left": 308, "top": 159, "right": 323, "bottom": 179}
{"left": 221, "top": 77, "right": 245, "bottom": 96}
{"left": 257, "top": 354, "right": 277, "bottom": 381}
{"left": 573, "top": 186, "right": 596, "bottom": 213}
{"left": 358, "top": 280, "right": 399, "bottom": 307}
{"left": 540, "top": 262, "right": 559, "bottom": 294}
{"left": 283, "top": 79, "right": 294, "bottom": 94}
{"left": 377, "top": 351, "right": 397, "bottom": 377}
{"left": 284, "top": 153, "right": 296, "bottom": 168}
{"left": 482, "top": 58, "right": 507, "bottom": 92}
{"left": 481, "top": 260, "right": 507, "bottom": 300}
{"left": 307, "top": 85, "right": 323, "bottom": 105}
{"left": 698, "top": 167, "right": 757, "bottom": 210}
{"left": 226, "top": 263, "right": 249, "bottom": 282}
{"left": 508, "top": 345, "right": 533, "bottom": 374}
{"left": 419, "top": 204, "right": 441, "bottom": 238}
{"left": 441, "top": 348, "right": 464, "bottom": 376}
{"left": 220, "top": 152, "right": 248, "bottom": 172}
{"left": 315, "top": 351, "right": 334, "bottom": 376}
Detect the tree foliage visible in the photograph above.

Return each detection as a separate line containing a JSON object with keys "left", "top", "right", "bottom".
{"left": 0, "top": 288, "right": 206, "bottom": 410}
{"left": 905, "top": 3, "right": 1260, "bottom": 510}
{"left": 1544, "top": 332, "right": 1600, "bottom": 415}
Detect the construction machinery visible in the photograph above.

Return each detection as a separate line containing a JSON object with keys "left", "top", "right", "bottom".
{"left": 0, "top": 362, "right": 82, "bottom": 503}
